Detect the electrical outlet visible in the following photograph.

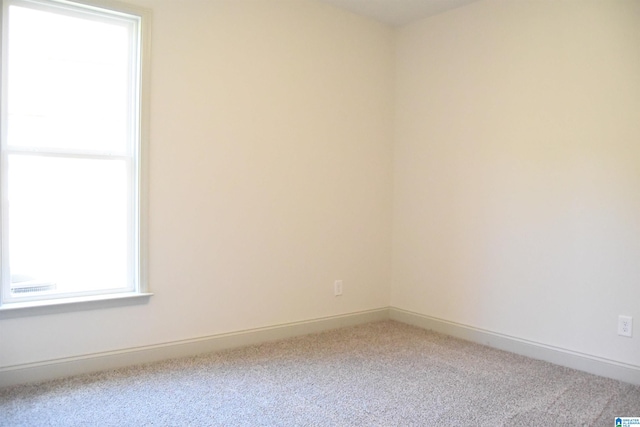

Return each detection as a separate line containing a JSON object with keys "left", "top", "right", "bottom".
{"left": 618, "top": 315, "right": 632, "bottom": 337}
{"left": 334, "top": 280, "right": 343, "bottom": 296}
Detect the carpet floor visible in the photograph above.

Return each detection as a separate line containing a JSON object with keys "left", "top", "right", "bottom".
{"left": 1, "top": 320, "right": 639, "bottom": 426}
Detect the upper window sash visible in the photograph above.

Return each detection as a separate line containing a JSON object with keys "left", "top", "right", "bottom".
{"left": 2, "top": 0, "right": 141, "bottom": 157}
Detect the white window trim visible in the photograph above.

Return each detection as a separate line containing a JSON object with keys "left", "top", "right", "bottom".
{"left": 0, "top": 0, "right": 151, "bottom": 312}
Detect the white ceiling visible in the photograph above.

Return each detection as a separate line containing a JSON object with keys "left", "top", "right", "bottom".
{"left": 318, "top": 0, "right": 480, "bottom": 26}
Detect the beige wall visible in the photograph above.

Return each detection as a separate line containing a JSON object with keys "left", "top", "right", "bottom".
{"left": 392, "top": 0, "right": 640, "bottom": 366}
{"left": 2, "top": 0, "right": 640, "bottom": 375}
{"left": 0, "top": 0, "right": 394, "bottom": 367}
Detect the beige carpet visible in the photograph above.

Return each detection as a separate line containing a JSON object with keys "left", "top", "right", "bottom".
{"left": 1, "top": 320, "right": 639, "bottom": 426}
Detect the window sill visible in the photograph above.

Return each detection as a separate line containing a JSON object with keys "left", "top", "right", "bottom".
{"left": 0, "top": 292, "right": 153, "bottom": 318}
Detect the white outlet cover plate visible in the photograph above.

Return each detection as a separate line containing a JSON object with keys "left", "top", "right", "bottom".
{"left": 618, "top": 315, "right": 633, "bottom": 337}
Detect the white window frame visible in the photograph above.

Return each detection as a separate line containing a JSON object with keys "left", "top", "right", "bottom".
{"left": 0, "top": 0, "right": 150, "bottom": 311}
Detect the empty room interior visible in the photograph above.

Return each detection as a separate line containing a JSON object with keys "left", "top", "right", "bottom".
{"left": 1, "top": 0, "right": 639, "bottom": 422}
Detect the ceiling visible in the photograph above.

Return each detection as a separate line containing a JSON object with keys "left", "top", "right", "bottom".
{"left": 318, "top": 0, "right": 480, "bottom": 26}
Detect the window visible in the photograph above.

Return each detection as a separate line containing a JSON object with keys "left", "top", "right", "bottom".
{"left": 0, "top": 0, "right": 149, "bottom": 308}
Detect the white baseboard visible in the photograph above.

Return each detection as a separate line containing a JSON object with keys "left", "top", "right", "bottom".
{"left": 389, "top": 307, "right": 640, "bottom": 386}
{"left": 0, "top": 308, "right": 389, "bottom": 388}
{"left": 3, "top": 306, "right": 638, "bottom": 388}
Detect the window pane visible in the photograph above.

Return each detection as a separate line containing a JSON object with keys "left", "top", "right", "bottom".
{"left": 7, "top": 155, "right": 131, "bottom": 296}
{"left": 6, "top": 5, "right": 131, "bottom": 153}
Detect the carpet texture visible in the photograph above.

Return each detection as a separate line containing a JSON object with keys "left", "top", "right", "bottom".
{"left": 1, "top": 320, "right": 639, "bottom": 426}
